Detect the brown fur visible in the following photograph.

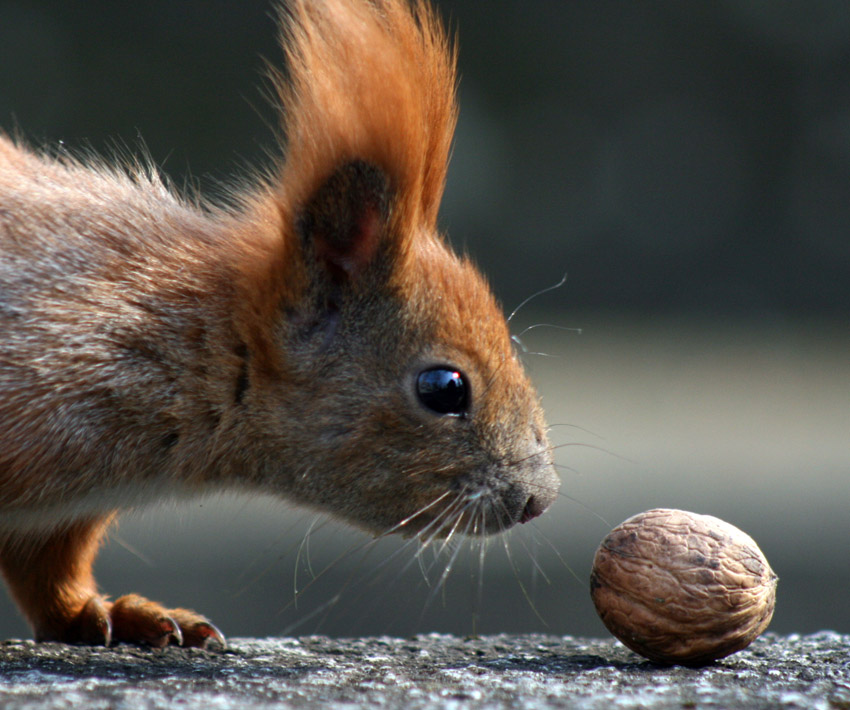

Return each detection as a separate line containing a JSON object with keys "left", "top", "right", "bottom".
{"left": 0, "top": 0, "right": 559, "bottom": 646}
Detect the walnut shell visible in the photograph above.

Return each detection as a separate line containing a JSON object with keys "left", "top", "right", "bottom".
{"left": 590, "top": 508, "right": 777, "bottom": 665}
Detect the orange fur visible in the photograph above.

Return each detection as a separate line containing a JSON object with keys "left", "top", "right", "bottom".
{"left": 274, "top": 0, "right": 457, "bottom": 234}
{"left": 0, "top": 0, "right": 558, "bottom": 647}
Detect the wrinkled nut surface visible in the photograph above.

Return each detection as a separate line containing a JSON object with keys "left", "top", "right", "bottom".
{"left": 590, "top": 508, "right": 777, "bottom": 666}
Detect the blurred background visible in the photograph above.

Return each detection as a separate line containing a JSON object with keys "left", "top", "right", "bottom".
{"left": 0, "top": 0, "right": 847, "bottom": 641}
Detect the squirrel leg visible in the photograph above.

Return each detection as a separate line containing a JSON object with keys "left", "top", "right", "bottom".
{"left": 0, "top": 515, "right": 224, "bottom": 648}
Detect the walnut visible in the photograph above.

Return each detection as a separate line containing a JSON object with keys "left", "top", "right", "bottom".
{"left": 590, "top": 508, "right": 777, "bottom": 665}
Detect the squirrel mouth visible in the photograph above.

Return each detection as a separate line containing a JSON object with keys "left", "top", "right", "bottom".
{"left": 458, "top": 473, "right": 559, "bottom": 535}
{"left": 518, "top": 494, "right": 549, "bottom": 524}
{"left": 468, "top": 490, "right": 549, "bottom": 535}
{"left": 399, "top": 485, "right": 553, "bottom": 540}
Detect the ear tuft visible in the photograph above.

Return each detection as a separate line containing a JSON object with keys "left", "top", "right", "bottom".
{"left": 297, "top": 161, "right": 390, "bottom": 282}
{"left": 274, "top": 0, "right": 457, "bottom": 237}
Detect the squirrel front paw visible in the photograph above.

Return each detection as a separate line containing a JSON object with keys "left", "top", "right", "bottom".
{"left": 59, "top": 594, "right": 226, "bottom": 649}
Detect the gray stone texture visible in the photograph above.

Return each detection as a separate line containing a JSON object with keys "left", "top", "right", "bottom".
{"left": 0, "top": 632, "right": 847, "bottom": 709}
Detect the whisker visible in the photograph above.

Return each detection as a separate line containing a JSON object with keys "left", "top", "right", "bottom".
{"left": 418, "top": 495, "right": 475, "bottom": 581}
{"left": 292, "top": 538, "right": 375, "bottom": 603}
{"left": 504, "top": 445, "right": 556, "bottom": 468}
{"left": 274, "top": 532, "right": 384, "bottom": 626}
{"left": 546, "top": 422, "right": 607, "bottom": 441}
{"left": 475, "top": 511, "right": 489, "bottom": 634}
{"left": 111, "top": 533, "right": 154, "bottom": 567}
{"left": 535, "top": 530, "right": 586, "bottom": 587}
{"left": 506, "top": 438, "right": 630, "bottom": 468}
{"left": 232, "top": 509, "right": 334, "bottom": 599}
{"left": 435, "top": 492, "right": 473, "bottom": 555}
{"left": 289, "top": 501, "right": 480, "bottom": 634}
{"left": 404, "top": 458, "right": 456, "bottom": 481}
{"left": 507, "top": 273, "right": 567, "bottom": 323}
{"left": 554, "top": 491, "right": 611, "bottom": 528}
{"left": 290, "top": 541, "right": 385, "bottom": 633}
{"left": 280, "top": 593, "right": 343, "bottom": 636}
{"left": 417, "top": 493, "right": 467, "bottom": 547}
{"left": 436, "top": 534, "right": 464, "bottom": 589}
{"left": 379, "top": 489, "right": 453, "bottom": 536}
{"left": 513, "top": 345, "right": 561, "bottom": 359}
{"left": 276, "top": 489, "right": 464, "bottom": 625}
{"left": 418, "top": 499, "right": 478, "bottom": 619}
{"left": 268, "top": 415, "right": 608, "bottom": 637}
{"left": 293, "top": 515, "right": 322, "bottom": 604}
{"left": 403, "top": 493, "right": 471, "bottom": 584}
{"left": 515, "top": 323, "right": 583, "bottom": 338}
{"left": 548, "top": 441, "right": 636, "bottom": 464}
{"left": 416, "top": 543, "right": 431, "bottom": 586}
{"left": 554, "top": 461, "right": 582, "bottom": 475}
{"left": 500, "top": 530, "right": 548, "bottom": 628}
{"left": 509, "top": 523, "right": 552, "bottom": 585}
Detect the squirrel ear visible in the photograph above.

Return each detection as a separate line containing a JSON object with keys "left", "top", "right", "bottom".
{"left": 297, "top": 161, "right": 391, "bottom": 282}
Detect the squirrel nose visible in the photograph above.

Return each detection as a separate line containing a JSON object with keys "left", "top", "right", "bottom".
{"left": 517, "top": 462, "right": 560, "bottom": 524}
{"left": 519, "top": 494, "right": 547, "bottom": 524}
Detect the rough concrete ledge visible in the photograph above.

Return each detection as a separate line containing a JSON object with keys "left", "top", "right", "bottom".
{"left": 0, "top": 632, "right": 847, "bottom": 709}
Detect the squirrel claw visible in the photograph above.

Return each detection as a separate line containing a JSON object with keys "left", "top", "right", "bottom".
{"left": 183, "top": 619, "right": 227, "bottom": 650}
{"left": 60, "top": 596, "right": 113, "bottom": 646}
{"left": 108, "top": 594, "right": 224, "bottom": 648}
{"left": 164, "top": 607, "right": 226, "bottom": 649}
{"left": 110, "top": 595, "right": 180, "bottom": 648}
{"left": 163, "top": 616, "right": 184, "bottom": 647}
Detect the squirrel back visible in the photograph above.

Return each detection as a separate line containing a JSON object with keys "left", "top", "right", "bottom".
{"left": 0, "top": 0, "right": 559, "bottom": 645}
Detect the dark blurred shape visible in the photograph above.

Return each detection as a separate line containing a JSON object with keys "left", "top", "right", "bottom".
{"left": 2, "top": 1, "right": 849, "bottom": 314}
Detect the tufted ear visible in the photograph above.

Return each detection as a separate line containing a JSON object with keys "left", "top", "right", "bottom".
{"left": 297, "top": 160, "right": 391, "bottom": 283}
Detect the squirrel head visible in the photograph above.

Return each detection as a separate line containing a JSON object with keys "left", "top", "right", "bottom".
{"left": 233, "top": 0, "right": 559, "bottom": 537}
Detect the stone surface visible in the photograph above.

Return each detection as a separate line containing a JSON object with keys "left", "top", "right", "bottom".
{"left": 0, "top": 633, "right": 847, "bottom": 709}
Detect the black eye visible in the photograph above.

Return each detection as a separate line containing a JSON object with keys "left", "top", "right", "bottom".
{"left": 416, "top": 368, "right": 468, "bottom": 416}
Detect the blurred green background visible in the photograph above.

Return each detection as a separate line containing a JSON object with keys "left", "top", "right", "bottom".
{"left": 0, "top": 1, "right": 848, "bottom": 641}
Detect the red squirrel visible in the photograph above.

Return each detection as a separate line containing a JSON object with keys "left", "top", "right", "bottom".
{"left": 0, "top": 0, "right": 559, "bottom": 648}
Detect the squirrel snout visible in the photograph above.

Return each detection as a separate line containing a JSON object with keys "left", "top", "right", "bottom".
{"left": 471, "top": 458, "right": 559, "bottom": 534}
{"left": 519, "top": 493, "right": 550, "bottom": 525}
{"left": 517, "top": 463, "right": 560, "bottom": 525}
